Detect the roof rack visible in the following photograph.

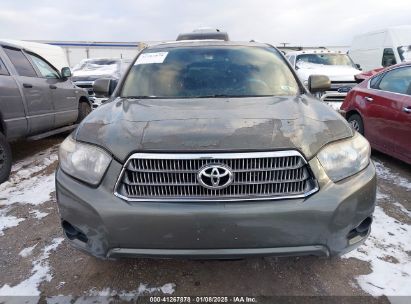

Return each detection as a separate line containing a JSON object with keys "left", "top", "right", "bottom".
{"left": 176, "top": 29, "right": 229, "bottom": 41}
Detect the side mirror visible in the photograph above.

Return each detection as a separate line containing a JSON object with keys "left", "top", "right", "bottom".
{"left": 308, "top": 75, "right": 331, "bottom": 93}
{"left": 355, "top": 64, "right": 362, "bottom": 70}
{"left": 93, "top": 78, "right": 112, "bottom": 98}
{"left": 61, "top": 67, "right": 72, "bottom": 78}
{"left": 109, "top": 79, "right": 119, "bottom": 95}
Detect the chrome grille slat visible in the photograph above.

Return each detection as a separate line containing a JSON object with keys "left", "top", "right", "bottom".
{"left": 114, "top": 151, "right": 318, "bottom": 201}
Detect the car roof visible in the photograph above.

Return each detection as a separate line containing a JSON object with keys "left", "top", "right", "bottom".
{"left": 0, "top": 40, "right": 24, "bottom": 50}
{"left": 176, "top": 31, "right": 229, "bottom": 41}
{"left": 358, "top": 62, "right": 411, "bottom": 81}
{"left": 146, "top": 40, "right": 272, "bottom": 51}
{"left": 376, "top": 62, "right": 411, "bottom": 74}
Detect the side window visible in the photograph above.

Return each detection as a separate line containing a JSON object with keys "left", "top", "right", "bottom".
{"left": 3, "top": 47, "right": 37, "bottom": 77}
{"left": 382, "top": 48, "right": 397, "bottom": 67}
{"left": 28, "top": 53, "right": 60, "bottom": 79}
{"left": 369, "top": 74, "right": 383, "bottom": 89}
{"left": 378, "top": 67, "right": 411, "bottom": 95}
{"left": 0, "top": 57, "right": 9, "bottom": 76}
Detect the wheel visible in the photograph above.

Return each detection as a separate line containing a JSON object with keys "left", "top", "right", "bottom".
{"left": 348, "top": 114, "right": 364, "bottom": 135}
{"left": 76, "top": 102, "right": 91, "bottom": 123}
{"left": 0, "top": 132, "right": 12, "bottom": 184}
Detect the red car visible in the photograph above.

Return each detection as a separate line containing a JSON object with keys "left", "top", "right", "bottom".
{"left": 340, "top": 63, "right": 411, "bottom": 164}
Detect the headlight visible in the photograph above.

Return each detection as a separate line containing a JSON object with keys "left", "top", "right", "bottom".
{"left": 59, "top": 136, "right": 112, "bottom": 185}
{"left": 317, "top": 133, "right": 371, "bottom": 182}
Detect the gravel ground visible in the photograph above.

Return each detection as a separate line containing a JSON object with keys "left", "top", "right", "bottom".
{"left": 0, "top": 136, "right": 410, "bottom": 303}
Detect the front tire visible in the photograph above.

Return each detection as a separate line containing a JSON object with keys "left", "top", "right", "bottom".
{"left": 0, "top": 132, "right": 12, "bottom": 184}
{"left": 76, "top": 102, "right": 91, "bottom": 123}
{"left": 348, "top": 114, "right": 364, "bottom": 135}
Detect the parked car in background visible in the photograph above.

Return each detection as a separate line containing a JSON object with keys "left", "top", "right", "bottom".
{"left": 56, "top": 40, "right": 376, "bottom": 260}
{"left": 341, "top": 62, "right": 411, "bottom": 164}
{"left": 354, "top": 67, "right": 385, "bottom": 83}
{"left": 0, "top": 41, "right": 91, "bottom": 183}
{"left": 286, "top": 50, "right": 361, "bottom": 110}
{"left": 349, "top": 26, "right": 411, "bottom": 72}
{"left": 71, "top": 58, "right": 132, "bottom": 108}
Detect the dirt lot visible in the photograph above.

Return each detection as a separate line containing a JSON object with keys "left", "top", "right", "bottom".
{"left": 0, "top": 136, "right": 410, "bottom": 303}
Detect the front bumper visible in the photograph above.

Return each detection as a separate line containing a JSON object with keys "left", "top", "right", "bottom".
{"left": 55, "top": 158, "right": 376, "bottom": 259}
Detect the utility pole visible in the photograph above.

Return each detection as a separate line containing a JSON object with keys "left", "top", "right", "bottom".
{"left": 280, "top": 42, "right": 290, "bottom": 47}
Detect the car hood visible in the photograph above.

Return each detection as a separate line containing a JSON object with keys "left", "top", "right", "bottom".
{"left": 297, "top": 65, "right": 360, "bottom": 82}
{"left": 75, "top": 96, "right": 353, "bottom": 163}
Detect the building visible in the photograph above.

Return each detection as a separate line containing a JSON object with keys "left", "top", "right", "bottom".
{"left": 29, "top": 40, "right": 350, "bottom": 67}
{"left": 30, "top": 40, "right": 147, "bottom": 67}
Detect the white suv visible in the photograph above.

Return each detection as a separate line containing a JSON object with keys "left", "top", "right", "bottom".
{"left": 286, "top": 49, "right": 361, "bottom": 110}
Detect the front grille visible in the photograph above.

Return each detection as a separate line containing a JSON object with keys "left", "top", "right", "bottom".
{"left": 322, "top": 95, "right": 346, "bottom": 102}
{"left": 329, "top": 81, "right": 357, "bottom": 91}
{"left": 114, "top": 152, "right": 318, "bottom": 201}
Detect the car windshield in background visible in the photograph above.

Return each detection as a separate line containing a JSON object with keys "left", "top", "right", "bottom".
{"left": 72, "top": 59, "right": 120, "bottom": 75}
{"left": 296, "top": 53, "right": 355, "bottom": 67}
{"left": 121, "top": 46, "right": 299, "bottom": 98}
{"left": 398, "top": 45, "right": 411, "bottom": 62}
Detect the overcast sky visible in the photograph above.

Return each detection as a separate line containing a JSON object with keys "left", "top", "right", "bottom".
{"left": 1, "top": 0, "right": 410, "bottom": 46}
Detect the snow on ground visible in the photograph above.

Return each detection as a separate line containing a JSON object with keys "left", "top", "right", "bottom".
{"left": 0, "top": 207, "right": 25, "bottom": 236}
{"left": 0, "top": 146, "right": 61, "bottom": 302}
{"left": 344, "top": 206, "right": 411, "bottom": 296}
{"left": 374, "top": 160, "right": 411, "bottom": 191}
{"left": 136, "top": 283, "right": 176, "bottom": 295}
{"left": 45, "top": 283, "right": 176, "bottom": 303}
{"left": 344, "top": 160, "right": 411, "bottom": 297}
{"left": 30, "top": 210, "right": 49, "bottom": 220}
{"left": 8, "top": 146, "right": 58, "bottom": 175}
{"left": 0, "top": 146, "right": 58, "bottom": 235}
{"left": 0, "top": 146, "right": 58, "bottom": 206}
{"left": 1, "top": 171, "right": 55, "bottom": 206}
{"left": 0, "top": 237, "right": 64, "bottom": 296}
{"left": 87, "top": 283, "right": 176, "bottom": 297}
{"left": 82, "top": 283, "right": 176, "bottom": 302}
{"left": 19, "top": 243, "right": 38, "bottom": 258}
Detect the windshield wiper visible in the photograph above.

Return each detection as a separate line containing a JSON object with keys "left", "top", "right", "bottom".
{"left": 122, "top": 94, "right": 276, "bottom": 99}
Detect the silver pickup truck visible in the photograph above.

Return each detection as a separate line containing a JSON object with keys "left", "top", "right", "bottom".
{"left": 0, "top": 41, "right": 91, "bottom": 183}
{"left": 71, "top": 58, "right": 132, "bottom": 109}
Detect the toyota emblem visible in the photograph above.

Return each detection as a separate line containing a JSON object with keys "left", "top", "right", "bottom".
{"left": 197, "top": 164, "right": 233, "bottom": 190}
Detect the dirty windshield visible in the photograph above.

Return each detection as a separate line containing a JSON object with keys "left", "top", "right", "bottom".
{"left": 296, "top": 53, "right": 355, "bottom": 68}
{"left": 121, "top": 46, "right": 299, "bottom": 98}
{"left": 72, "top": 59, "right": 120, "bottom": 76}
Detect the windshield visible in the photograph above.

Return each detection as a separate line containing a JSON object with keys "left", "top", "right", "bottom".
{"left": 72, "top": 59, "right": 120, "bottom": 75}
{"left": 121, "top": 46, "right": 299, "bottom": 98}
{"left": 398, "top": 45, "right": 411, "bottom": 62}
{"left": 296, "top": 53, "right": 355, "bottom": 68}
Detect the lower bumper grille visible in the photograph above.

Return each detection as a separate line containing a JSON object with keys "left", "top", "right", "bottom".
{"left": 114, "top": 152, "right": 318, "bottom": 201}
